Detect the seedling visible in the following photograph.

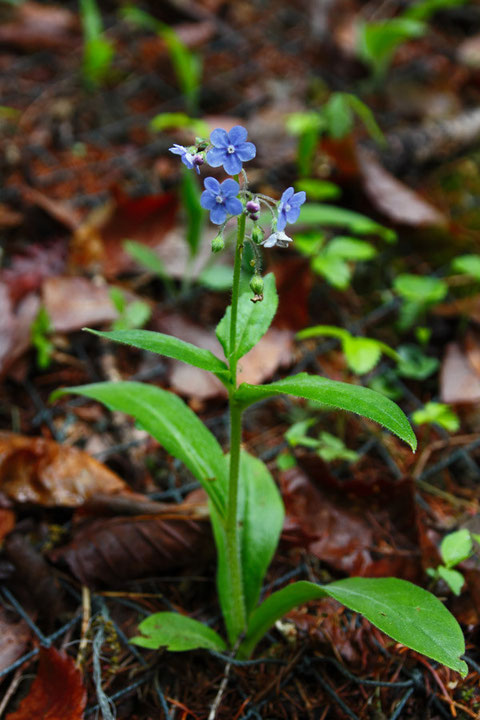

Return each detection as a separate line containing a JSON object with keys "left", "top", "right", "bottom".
{"left": 427, "top": 529, "right": 480, "bottom": 596}
{"left": 393, "top": 273, "right": 448, "bottom": 331}
{"left": 413, "top": 401, "right": 460, "bottom": 432}
{"left": 109, "top": 287, "right": 151, "bottom": 332}
{"left": 31, "top": 306, "right": 54, "bottom": 370}
{"left": 286, "top": 420, "right": 359, "bottom": 463}
{"left": 80, "top": 0, "right": 115, "bottom": 89}
{"left": 396, "top": 343, "right": 439, "bottom": 380}
{"left": 357, "top": 18, "right": 426, "bottom": 81}
{"left": 54, "top": 126, "right": 466, "bottom": 676}
{"left": 452, "top": 254, "right": 480, "bottom": 283}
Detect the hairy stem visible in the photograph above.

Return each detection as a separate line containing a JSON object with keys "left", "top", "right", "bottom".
{"left": 225, "top": 210, "right": 247, "bottom": 641}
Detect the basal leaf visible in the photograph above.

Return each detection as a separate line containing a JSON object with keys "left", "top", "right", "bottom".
{"left": 131, "top": 612, "right": 227, "bottom": 652}
{"left": 86, "top": 329, "right": 230, "bottom": 381}
{"left": 239, "top": 578, "right": 467, "bottom": 676}
{"left": 235, "top": 373, "right": 417, "bottom": 451}
{"left": 216, "top": 273, "right": 278, "bottom": 361}
{"left": 53, "top": 382, "right": 228, "bottom": 517}
{"left": 298, "top": 204, "right": 396, "bottom": 242}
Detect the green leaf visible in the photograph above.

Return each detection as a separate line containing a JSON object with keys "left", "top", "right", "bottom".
{"left": 216, "top": 273, "right": 278, "bottom": 360}
{"left": 235, "top": 372, "right": 417, "bottom": 451}
{"left": 437, "top": 566, "right": 465, "bottom": 596}
{"left": 211, "top": 452, "right": 284, "bottom": 644}
{"left": 412, "top": 402, "right": 460, "bottom": 433}
{"left": 131, "top": 612, "right": 227, "bottom": 651}
{"left": 311, "top": 254, "right": 351, "bottom": 289}
{"left": 198, "top": 265, "right": 234, "bottom": 291}
{"left": 327, "top": 237, "right": 377, "bottom": 261}
{"left": 86, "top": 329, "right": 230, "bottom": 381}
{"left": 452, "top": 254, "right": 480, "bottom": 282}
{"left": 397, "top": 344, "right": 439, "bottom": 380}
{"left": 238, "top": 578, "right": 467, "bottom": 676}
{"left": 299, "top": 204, "right": 396, "bottom": 242}
{"left": 404, "top": 0, "right": 468, "bottom": 22}
{"left": 343, "top": 337, "right": 382, "bottom": 374}
{"left": 52, "top": 382, "right": 228, "bottom": 517}
{"left": 295, "top": 179, "right": 341, "bottom": 201}
{"left": 149, "top": 113, "right": 208, "bottom": 136}
{"left": 357, "top": 19, "right": 426, "bottom": 78}
{"left": 317, "top": 432, "right": 359, "bottom": 463}
{"left": 323, "top": 93, "right": 353, "bottom": 139}
{"left": 113, "top": 300, "right": 151, "bottom": 331}
{"left": 123, "top": 240, "right": 169, "bottom": 280}
{"left": 440, "top": 529, "right": 472, "bottom": 568}
{"left": 181, "top": 168, "right": 204, "bottom": 258}
{"left": 393, "top": 274, "right": 448, "bottom": 304}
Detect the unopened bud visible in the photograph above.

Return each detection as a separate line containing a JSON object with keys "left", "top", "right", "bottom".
{"left": 246, "top": 199, "right": 260, "bottom": 213}
{"left": 250, "top": 274, "right": 264, "bottom": 296}
{"left": 211, "top": 234, "right": 224, "bottom": 253}
{"left": 193, "top": 154, "right": 204, "bottom": 166}
{"left": 251, "top": 226, "right": 264, "bottom": 245}
{"left": 249, "top": 213, "right": 259, "bottom": 222}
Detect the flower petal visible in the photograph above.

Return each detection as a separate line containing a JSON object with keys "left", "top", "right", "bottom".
{"left": 276, "top": 213, "right": 287, "bottom": 232}
{"left": 263, "top": 234, "right": 278, "bottom": 248}
{"left": 223, "top": 153, "right": 242, "bottom": 175}
{"left": 235, "top": 141, "right": 256, "bottom": 162}
{"left": 206, "top": 147, "right": 226, "bottom": 168}
{"left": 220, "top": 178, "right": 240, "bottom": 197}
{"left": 210, "top": 204, "right": 227, "bottom": 224}
{"left": 210, "top": 128, "right": 229, "bottom": 148}
{"left": 204, "top": 177, "right": 221, "bottom": 193}
{"left": 285, "top": 206, "right": 301, "bottom": 224}
{"left": 181, "top": 153, "right": 195, "bottom": 169}
{"left": 227, "top": 126, "right": 248, "bottom": 145}
{"left": 280, "top": 187, "right": 294, "bottom": 204}
{"left": 200, "top": 191, "right": 218, "bottom": 210}
{"left": 224, "top": 196, "right": 243, "bottom": 216}
{"left": 169, "top": 144, "right": 186, "bottom": 155}
{"left": 292, "top": 191, "right": 306, "bottom": 207}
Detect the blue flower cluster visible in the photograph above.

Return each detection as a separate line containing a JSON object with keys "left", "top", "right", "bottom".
{"left": 169, "top": 125, "right": 306, "bottom": 235}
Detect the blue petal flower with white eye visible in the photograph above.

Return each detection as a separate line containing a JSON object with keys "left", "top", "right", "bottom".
{"left": 169, "top": 144, "right": 199, "bottom": 173}
{"left": 277, "top": 187, "right": 306, "bottom": 231}
{"left": 262, "top": 231, "right": 293, "bottom": 248}
{"left": 200, "top": 177, "right": 243, "bottom": 225}
{"left": 206, "top": 126, "right": 256, "bottom": 175}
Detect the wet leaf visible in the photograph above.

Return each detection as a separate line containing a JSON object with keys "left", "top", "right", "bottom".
{"left": 6, "top": 647, "right": 86, "bottom": 720}
{"left": 0, "top": 433, "right": 131, "bottom": 507}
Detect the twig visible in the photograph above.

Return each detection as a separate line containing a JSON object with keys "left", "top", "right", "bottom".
{"left": 0, "top": 664, "right": 27, "bottom": 718}
{"left": 76, "top": 585, "right": 91, "bottom": 668}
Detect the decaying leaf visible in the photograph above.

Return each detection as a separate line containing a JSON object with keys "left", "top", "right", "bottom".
{"left": 0, "top": 433, "right": 132, "bottom": 506}
{"left": 0, "top": 285, "right": 39, "bottom": 380}
{"left": 0, "top": 2, "right": 79, "bottom": 52}
{"left": 6, "top": 647, "right": 86, "bottom": 720}
{"left": 440, "top": 342, "right": 480, "bottom": 404}
{"left": 42, "top": 276, "right": 117, "bottom": 333}
{"left": 0, "top": 607, "right": 30, "bottom": 677}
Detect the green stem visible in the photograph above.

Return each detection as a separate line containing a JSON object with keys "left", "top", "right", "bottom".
{"left": 225, "top": 210, "right": 247, "bottom": 641}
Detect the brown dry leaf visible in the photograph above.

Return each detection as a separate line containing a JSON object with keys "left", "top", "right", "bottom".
{"left": 440, "top": 342, "right": 480, "bottom": 404}
{"left": 356, "top": 147, "right": 446, "bottom": 227}
{"left": 21, "top": 186, "right": 82, "bottom": 231}
{"left": 0, "top": 241, "right": 67, "bottom": 304}
{"left": 0, "top": 607, "right": 30, "bottom": 676}
{"left": 0, "top": 2, "right": 79, "bottom": 52}
{"left": 435, "top": 294, "right": 480, "bottom": 324}
{"left": 0, "top": 204, "right": 23, "bottom": 229}
{"left": 0, "top": 284, "right": 39, "bottom": 380}
{"left": 0, "top": 433, "right": 133, "bottom": 507}
{"left": 280, "top": 460, "right": 421, "bottom": 581}
{"left": 6, "top": 646, "right": 86, "bottom": 720}
{"left": 0, "top": 508, "right": 15, "bottom": 541}
{"left": 50, "top": 513, "right": 209, "bottom": 587}
{"left": 42, "top": 275, "right": 117, "bottom": 333}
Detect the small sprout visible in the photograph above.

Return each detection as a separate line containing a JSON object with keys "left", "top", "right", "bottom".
{"left": 412, "top": 402, "right": 460, "bottom": 433}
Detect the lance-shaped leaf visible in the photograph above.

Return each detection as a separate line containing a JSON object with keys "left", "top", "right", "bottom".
{"left": 235, "top": 373, "right": 416, "bottom": 451}
{"left": 86, "top": 329, "right": 230, "bottom": 382}
{"left": 53, "top": 382, "right": 228, "bottom": 518}
{"left": 238, "top": 578, "right": 467, "bottom": 676}
{"left": 131, "top": 612, "right": 227, "bottom": 652}
{"left": 211, "top": 451, "right": 284, "bottom": 645}
{"left": 216, "top": 273, "right": 278, "bottom": 360}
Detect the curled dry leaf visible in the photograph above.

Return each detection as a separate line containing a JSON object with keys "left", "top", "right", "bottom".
{"left": 0, "top": 607, "right": 30, "bottom": 676}
{"left": 50, "top": 513, "right": 210, "bottom": 587}
{"left": 5, "top": 646, "right": 86, "bottom": 720}
{"left": 0, "top": 433, "right": 132, "bottom": 507}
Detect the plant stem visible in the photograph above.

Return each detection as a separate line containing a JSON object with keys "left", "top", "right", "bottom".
{"left": 225, "top": 210, "right": 247, "bottom": 641}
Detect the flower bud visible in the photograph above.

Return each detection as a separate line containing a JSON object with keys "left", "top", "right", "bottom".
{"left": 211, "top": 234, "right": 224, "bottom": 253}
{"left": 193, "top": 154, "right": 204, "bottom": 166}
{"left": 250, "top": 274, "right": 264, "bottom": 296}
{"left": 251, "top": 226, "right": 264, "bottom": 245}
{"left": 246, "top": 199, "right": 260, "bottom": 213}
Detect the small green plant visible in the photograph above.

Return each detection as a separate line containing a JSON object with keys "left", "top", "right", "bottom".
{"left": 31, "top": 306, "right": 54, "bottom": 370}
{"left": 54, "top": 125, "right": 467, "bottom": 676}
{"left": 286, "top": 419, "right": 359, "bottom": 463}
{"left": 109, "top": 287, "right": 151, "bottom": 331}
{"left": 393, "top": 273, "right": 448, "bottom": 331}
{"left": 80, "top": 0, "right": 115, "bottom": 89}
{"left": 396, "top": 343, "right": 439, "bottom": 380}
{"left": 357, "top": 18, "right": 426, "bottom": 81}
{"left": 427, "top": 529, "right": 480, "bottom": 596}
{"left": 297, "top": 325, "right": 398, "bottom": 375}
{"left": 413, "top": 401, "right": 460, "bottom": 432}
{"left": 452, "top": 254, "right": 480, "bottom": 283}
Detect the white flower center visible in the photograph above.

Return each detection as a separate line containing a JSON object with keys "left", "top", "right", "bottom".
{"left": 227, "top": 145, "right": 235, "bottom": 154}
{"left": 215, "top": 195, "right": 223, "bottom": 204}
{"left": 285, "top": 203, "right": 291, "bottom": 212}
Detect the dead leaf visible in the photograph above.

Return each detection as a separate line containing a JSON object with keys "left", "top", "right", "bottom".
{"left": 0, "top": 2, "right": 79, "bottom": 52}
{"left": 21, "top": 186, "right": 82, "bottom": 231}
{"left": 357, "top": 147, "right": 446, "bottom": 227}
{"left": 0, "top": 509, "right": 15, "bottom": 541}
{"left": 0, "top": 241, "right": 67, "bottom": 304}
{"left": 0, "top": 433, "right": 133, "bottom": 506}
{"left": 50, "top": 513, "right": 209, "bottom": 587}
{"left": 42, "top": 276, "right": 117, "bottom": 333}
{"left": 0, "top": 607, "right": 30, "bottom": 677}
{"left": 6, "top": 647, "right": 86, "bottom": 720}
{"left": 440, "top": 342, "right": 480, "bottom": 404}
{"left": 0, "top": 285, "right": 39, "bottom": 380}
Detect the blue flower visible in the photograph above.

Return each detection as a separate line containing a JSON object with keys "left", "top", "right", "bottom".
{"left": 206, "top": 126, "right": 256, "bottom": 175}
{"left": 277, "top": 187, "right": 306, "bottom": 231}
{"left": 200, "top": 177, "right": 243, "bottom": 224}
{"left": 262, "top": 231, "right": 293, "bottom": 248}
{"left": 169, "top": 144, "right": 199, "bottom": 173}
